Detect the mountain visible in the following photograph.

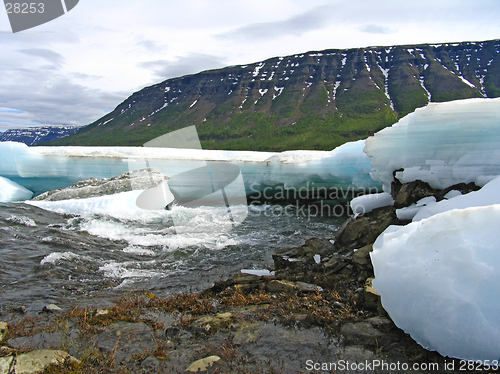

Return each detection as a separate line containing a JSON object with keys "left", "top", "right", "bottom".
{"left": 0, "top": 125, "right": 82, "bottom": 146}
{"left": 51, "top": 39, "right": 500, "bottom": 151}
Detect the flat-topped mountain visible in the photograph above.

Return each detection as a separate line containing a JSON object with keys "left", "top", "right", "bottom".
{"left": 51, "top": 39, "right": 500, "bottom": 151}
{"left": 1, "top": 125, "right": 82, "bottom": 145}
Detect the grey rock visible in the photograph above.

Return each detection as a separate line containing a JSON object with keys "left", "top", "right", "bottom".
{"left": 33, "top": 168, "right": 167, "bottom": 201}
{"left": 42, "top": 304, "right": 62, "bottom": 313}
{"left": 0, "top": 349, "right": 79, "bottom": 374}
{"left": 335, "top": 206, "right": 396, "bottom": 250}
{"left": 141, "top": 355, "right": 161, "bottom": 370}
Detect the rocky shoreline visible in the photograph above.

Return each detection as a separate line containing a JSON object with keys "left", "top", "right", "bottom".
{"left": 0, "top": 180, "right": 493, "bottom": 373}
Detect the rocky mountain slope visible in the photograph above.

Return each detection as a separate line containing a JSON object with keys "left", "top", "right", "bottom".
{"left": 0, "top": 125, "right": 82, "bottom": 145}
{"left": 51, "top": 39, "right": 500, "bottom": 151}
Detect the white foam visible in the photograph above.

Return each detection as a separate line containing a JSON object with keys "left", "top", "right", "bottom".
{"left": 41, "top": 251, "right": 85, "bottom": 265}
{"left": 6, "top": 214, "right": 36, "bottom": 227}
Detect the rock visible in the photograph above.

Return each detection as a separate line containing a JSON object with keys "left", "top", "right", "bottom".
{"left": 273, "top": 238, "right": 334, "bottom": 271}
{"left": 437, "top": 181, "right": 480, "bottom": 200}
{"left": 323, "top": 255, "right": 349, "bottom": 273}
{"left": 340, "top": 345, "right": 375, "bottom": 363}
{"left": 185, "top": 355, "right": 222, "bottom": 373}
{"left": 340, "top": 322, "right": 385, "bottom": 347}
{"left": 42, "top": 304, "right": 62, "bottom": 313}
{"left": 92, "top": 322, "right": 157, "bottom": 363}
{"left": 335, "top": 206, "right": 396, "bottom": 250}
{"left": 393, "top": 180, "right": 436, "bottom": 208}
{"left": 266, "top": 280, "right": 298, "bottom": 294}
{"left": 363, "top": 277, "right": 381, "bottom": 311}
{"left": 352, "top": 244, "right": 373, "bottom": 269}
{"left": 14, "top": 306, "right": 27, "bottom": 314}
{"left": 141, "top": 355, "right": 161, "bottom": 370}
{"left": 0, "top": 322, "right": 7, "bottom": 341}
{"left": 33, "top": 168, "right": 167, "bottom": 201}
{"left": 295, "top": 281, "right": 321, "bottom": 292}
{"left": 0, "top": 356, "right": 15, "bottom": 373}
{"left": 0, "top": 349, "right": 79, "bottom": 374}
{"left": 192, "top": 313, "right": 233, "bottom": 334}
{"left": 95, "top": 308, "right": 110, "bottom": 316}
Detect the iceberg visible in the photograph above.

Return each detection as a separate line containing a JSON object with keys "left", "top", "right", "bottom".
{"left": 366, "top": 97, "right": 500, "bottom": 362}
{"left": 371, "top": 203, "right": 500, "bottom": 361}
{"left": 0, "top": 176, "right": 33, "bottom": 202}
{"left": 364, "top": 98, "right": 500, "bottom": 191}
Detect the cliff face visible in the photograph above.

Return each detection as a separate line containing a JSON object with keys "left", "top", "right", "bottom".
{"left": 53, "top": 39, "right": 500, "bottom": 151}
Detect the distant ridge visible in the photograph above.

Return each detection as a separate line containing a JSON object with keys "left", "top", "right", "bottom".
{"left": 51, "top": 39, "right": 500, "bottom": 151}
{"left": 1, "top": 125, "right": 82, "bottom": 145}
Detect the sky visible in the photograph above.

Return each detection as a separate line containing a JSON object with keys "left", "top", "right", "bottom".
{"left": 0, "top": 0, "right": 499, "bottom": 131}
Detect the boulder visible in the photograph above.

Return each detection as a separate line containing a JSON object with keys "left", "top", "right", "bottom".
{"left": 335, "top": 206, "right": 396, "bottom": 250}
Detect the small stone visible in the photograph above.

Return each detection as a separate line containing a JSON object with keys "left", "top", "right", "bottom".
{"left": 96, "top": 308, "right": 110, "bottom": 316}
{"left": 332, "top": 301, "right": 345, "bottom": 309}
{"left": 266, "top": 280, "right": 298, "bottom": 294}
{"left": 295, "top": 281, "right": 320, "bottom": 292}
{"left": 0, "top": 322, "right": 7, "bottom": 341}
{"left": 186, "top": 355, "right": 222, "bottom": 373}
{"left": 192, "top": 313, "right": 233, "bottom": 334}
{"left": 323, "top": 256, "right": 347, "bottom": 273}
{"left": 141, "top": 355, "right": 161, "bottom": 370}
{"left": 42, "top": 304, "right": 62, "bottom": 313}
{"left": 14, "top": 306, "right": 27, "bottom": 314}
{"left": 364, "top": 278, "right": 381, "bottom": 310}
{"left": 166, "top": 326, "right": 181, "bottom": 338}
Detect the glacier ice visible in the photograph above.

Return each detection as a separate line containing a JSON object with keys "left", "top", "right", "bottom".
{"left": 364, "top": 98, "right": 500, "bottom": 191}
{"left": 371, "top": 203, "right": 500, "bottom": 361}
{"left": 412, "top": 175, "right": 500, "bottom": 221}
{"left": 0, "top": 140, "right": 381, "bottom": 200}
{"left": 0, "top": 176, "right": 33, "bottom": 202}
{"left": 349, "top": 192, "right": 394, "bottom": 215}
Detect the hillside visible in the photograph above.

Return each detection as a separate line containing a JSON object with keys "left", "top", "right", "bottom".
{"left": 50, "top": 39, "right": 500, "bottom": 151}
{"left": 1, "top": 125, "right": 82, "bottom": 145}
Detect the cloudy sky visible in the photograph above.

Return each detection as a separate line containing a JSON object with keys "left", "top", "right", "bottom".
{"left": 1, "top": 0, "right": 499, "bottom": 131}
